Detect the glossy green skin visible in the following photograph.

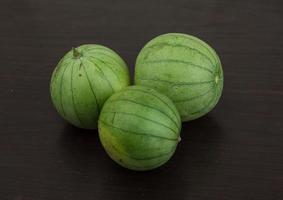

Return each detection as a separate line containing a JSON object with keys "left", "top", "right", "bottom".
{"left": 50, "top": 44, "right": 130, "bottom": 129}
{"left": 135, "top": 33, "right": 223, "bottom": 121}
{"left": 98, "top": 85, "right": 181, "bottom": 171}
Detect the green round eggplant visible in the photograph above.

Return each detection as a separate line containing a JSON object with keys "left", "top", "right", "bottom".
{"left": 50, "top": 44, "right": 130, "bottom": 129}
{"left": 135, "top": 33, "right": 223, "bottom": 121}
{"left": 98, "top": 85, "right": 181, "bottom": 171}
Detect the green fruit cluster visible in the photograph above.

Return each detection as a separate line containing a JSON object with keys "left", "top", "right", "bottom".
{"left": 50, "top": 33, "right": 223, "bottom": 171}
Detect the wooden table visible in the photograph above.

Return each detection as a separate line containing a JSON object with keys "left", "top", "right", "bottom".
{"left": 1, "top": 0, "right": 282, "bottom": 199}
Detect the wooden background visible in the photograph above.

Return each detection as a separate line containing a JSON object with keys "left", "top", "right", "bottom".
{"left": 0, "top": 0, "right": 282, "bottom": 199}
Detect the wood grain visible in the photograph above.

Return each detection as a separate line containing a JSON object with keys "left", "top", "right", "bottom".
{"left": 0, "top": 0, "right": 282, "bottom": 199}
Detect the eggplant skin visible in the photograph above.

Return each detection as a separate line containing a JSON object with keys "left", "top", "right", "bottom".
{"left": 135, "top": 33, "right": 223, "bottom": 121}
{"left": 98, "top": 85, "right": 181, "bottom": 171}
{"left": 50, "top": 44, "right": 130, "bottom": 129}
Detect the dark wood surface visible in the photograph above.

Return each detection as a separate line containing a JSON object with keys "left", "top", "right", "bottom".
{"left": 1, "top": 0, "right": 283, "bottom": 199}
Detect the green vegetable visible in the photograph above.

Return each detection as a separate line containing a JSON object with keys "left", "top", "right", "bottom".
{"left": 98, "top": 85, "right": 181, "bottom": 171}
{"left": 135, "top": 33, "right": 223, "bottom": 121}
{"left": 50, "top": 44, "right": 130, "bottom": 129}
